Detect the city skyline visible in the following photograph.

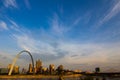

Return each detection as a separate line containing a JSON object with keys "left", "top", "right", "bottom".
{"left": 0, "top": 0, "right": 120, "bottom": 71}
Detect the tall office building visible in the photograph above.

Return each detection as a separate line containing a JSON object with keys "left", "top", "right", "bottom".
{"left": 34, "top": 67, "right": 37, "bottom": 73}
{"left": 49, "top": 64, "right": 55, "bottom": 74}
{"left": 8, "top": 64, "right": 12, "bottom": 71}
{"left": 36, "top": 59, "right": 42, "bottom": 74}
{"left": 14, "top": 66, "right": 19, "bottom": 73}
{"left": 36, "top": 59, "right": 42, "bottom": 68}
{"left": 28, "top": 63, "right": 33, "bottom": 73}
{"left": 7, "top": 64, "right": 19, "bottom": 74}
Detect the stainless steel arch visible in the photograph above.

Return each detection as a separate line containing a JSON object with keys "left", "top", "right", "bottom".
{"left": 8, "top": 50, "right": 34, "bottom": 75}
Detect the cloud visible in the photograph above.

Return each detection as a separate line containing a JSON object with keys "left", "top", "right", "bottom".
{"left": 13, "top": 34, "right": 56, "bottom": 55}
{"left": 3, "top": 0, "right": 18, "bottom": 8}
{"left": 8, "top": 19, "right": 21, "bottom": 32}
{"left": 0, "top": 12, "right": 118, "bottom": 71}
{"left": 72, "top": 12, "right": 91, "bottom": 26}
{"left": 9, "top": 19, "right": 19, "bottom": 28}
{"left": 9, "top": 26, "right": 120, "bottom": 71}
{"left": 12, "top": 33, "right": 69, "bottom": 68}
{"left": 0, "top": 20, "right": 8, "bottom": 30}
{"left": 73, "top": 17, "right": 81, "bottom": 26}
{"left": 48, "top": 11, "right": 92, "bottom": 39}
{"left": 0, "top": 0, "right": 119, "bottom": 71}
{"left": 58, "top": 42, "right": 120, "bottom": 66}
{"left": 24, "top": 0, "right": 31, "bottom": 9}
{"left": 102, "top": 0, "right": 120, "bottom": 23}
{"left": 10, "top": 22, "right": 120, "bottom": 70}
{"left": 50, "top": 13, "right": 65, "bottom": 35}
{"left": 94, "top": 0, "right": 120, "bottom": 28}
{"left": 13, "top": 34, "right": 37, "bottom": 52}
{"left": 49, "top": 12, "right": 80, "bottom": 37}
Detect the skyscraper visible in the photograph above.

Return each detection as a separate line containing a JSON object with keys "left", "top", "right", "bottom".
{"left": 8, "top": 64, "right": 12, "bottom": 71}
{"left": 8, "top": 64, "right": 19, "bottom": 74}
{"left": 14, "top": 66, "right": 19, "bottom": 74}
{"left": 36, "top": 59, "right": 42, "bottom": 74}
{"left": 49, "top": 64, "right": 55, "bottom": 75}
{"left": 28, "top": 63, "right": 33, "bottom": 73}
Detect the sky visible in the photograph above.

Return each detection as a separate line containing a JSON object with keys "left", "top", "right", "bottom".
{"left": 0, "top": 0, "right": 120, "bottom": 72}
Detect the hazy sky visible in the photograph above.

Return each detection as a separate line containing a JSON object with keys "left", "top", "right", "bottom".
{"left": 0, "top": 0, "right": 120, "bottom": 72}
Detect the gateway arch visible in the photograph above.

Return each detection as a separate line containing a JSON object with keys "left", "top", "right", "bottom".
{"left": 8, "top": 50, "right": 34, "bottom": 75}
